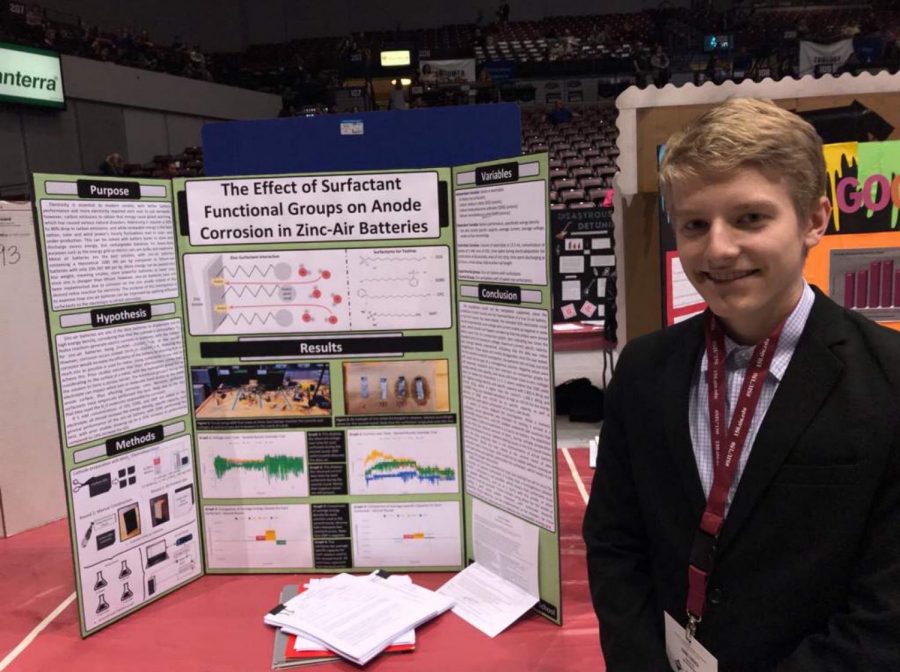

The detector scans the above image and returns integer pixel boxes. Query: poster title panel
[186,172,441,246]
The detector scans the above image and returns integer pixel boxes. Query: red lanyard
[685,311,784,640]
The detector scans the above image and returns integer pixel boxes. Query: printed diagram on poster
[183,246,452,334]
[347,427,459,495]
[70,435,200,631]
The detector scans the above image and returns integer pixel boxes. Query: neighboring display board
[32,155,561,637]
[550,207,616,339]
[804,140,900,332]
[658,140,900,329]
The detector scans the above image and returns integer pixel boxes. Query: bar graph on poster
[204,504,313,569]
[351,501,461,568]
[828,248,900,322]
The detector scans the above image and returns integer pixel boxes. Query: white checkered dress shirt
[689,283,814,510]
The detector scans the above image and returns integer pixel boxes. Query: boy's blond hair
[658,98,827,219]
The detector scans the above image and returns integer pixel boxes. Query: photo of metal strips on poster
[31,175,203,637]
[176,168,466,576]
[453,154,563,625]
[804,140,900,332]
[32,157,561,636]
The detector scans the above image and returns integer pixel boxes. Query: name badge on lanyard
[665,612,718,671]
[683,312,784,648]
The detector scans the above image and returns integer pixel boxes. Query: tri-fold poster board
[31,154,563,637]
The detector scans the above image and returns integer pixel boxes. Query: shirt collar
[700,282,814,382]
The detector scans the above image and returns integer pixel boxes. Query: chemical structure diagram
[350,250,450,329]
[212,261,344,330]
[185,252,350,334]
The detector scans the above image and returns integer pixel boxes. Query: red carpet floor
[0,448,603,672]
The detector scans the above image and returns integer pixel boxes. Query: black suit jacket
[583,289,900,671]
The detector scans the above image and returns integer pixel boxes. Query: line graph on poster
[347,426,459,495]
[197,432,309,499]
[184,246,453,334]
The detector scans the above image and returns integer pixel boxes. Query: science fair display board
[804,140,900,332]
[659,140,900,330]
[32,154,562,637]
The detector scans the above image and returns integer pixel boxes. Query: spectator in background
[41,24,57,50]
[633,48,653,87]
[389,80,407,110]
[476,66,494,103]
[588,26,609,47]
[99,153,124,176]
[278,103,297,117]
[547,100,573,125]
[115,28,136,65]
[188,45,212,80]
[562,29,580,57]
[420,63,437,87]
[496,2,510,24]
[90,30,114,61]
[160,159,179,178]
[650,44,670,86]
[25,3,43,31]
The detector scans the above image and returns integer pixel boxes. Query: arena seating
[522,104,618,209]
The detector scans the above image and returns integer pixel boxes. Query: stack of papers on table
[270,583,416,669]
[265,573,454,666]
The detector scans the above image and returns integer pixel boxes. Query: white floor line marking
[562,447,590,505]
[0,591,76,671]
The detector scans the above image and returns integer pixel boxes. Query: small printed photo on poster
[590,254,615,268]
[560,304,578,319]
[117,502,141,541]
[828,247,900,323]
[559,255,585,274]
[149,494,170,527]
[191,363,331,420]
[343,360,450,415]
[564,238,584,251]
[580,301,597,318]
[561,280,581,301]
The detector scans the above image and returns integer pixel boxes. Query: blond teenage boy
[583,98,900,671]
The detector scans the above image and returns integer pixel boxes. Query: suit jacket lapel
[717,291,846,553]
[662,316,707,515]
